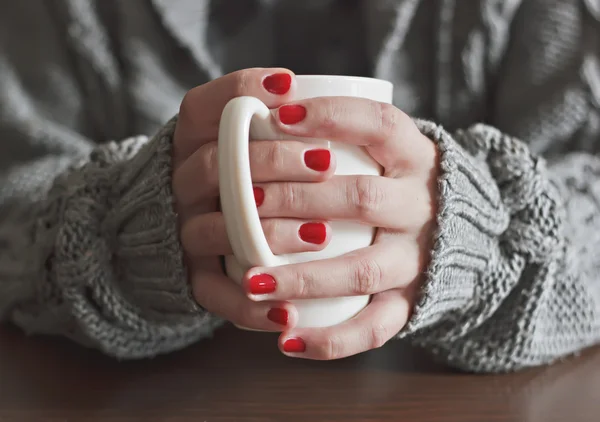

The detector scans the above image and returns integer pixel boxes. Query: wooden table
[1,323,599,422]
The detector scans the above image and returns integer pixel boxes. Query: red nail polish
[279,105,306,125]
[299,222,327,245]
[248,274,276,295]
[263,73,292,95]
[267,308,288,325]
[283,338,306,353]
[253,186,264,207]
[304,149,331,171]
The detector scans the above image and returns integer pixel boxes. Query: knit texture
[1,116,223,358]
[399,121,600,372]
[0,0,599,371]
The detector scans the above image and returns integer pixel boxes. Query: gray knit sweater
[1,0,599,372]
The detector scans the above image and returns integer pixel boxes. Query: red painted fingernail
[253,186,264,207]
[283,338,306,353]
[279,105,306,124]
[248,274,276,295]
[299,222,327,245]
[267,308,288,326]
[263,73,292,95]
[304,149,331,171]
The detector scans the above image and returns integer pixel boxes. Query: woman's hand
[243,97,440,359]
[172,68,337,331]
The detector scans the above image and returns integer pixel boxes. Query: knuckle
[352,257,383,295]
[280,182,301,211]
[179,89,196,123]
[204,217,223,248]
[368,323,390,349]
[179,220,196,254]
[352,176,385,218]
[198,142,218,182]
[231,70,252,97]
[267,141,287,172]
[410,243,428,281]
[295,268,314,298]
[321,98,339,130]
[322,334,344,360]
[373,102,403,140]
[191,277,213,311]
[171,168,186,201]
[404,182,436,230]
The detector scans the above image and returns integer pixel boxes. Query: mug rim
[295,74,393,88]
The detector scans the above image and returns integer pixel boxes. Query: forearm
[1,119,223,358]
[0,2,224,358]
[399,121,600,372]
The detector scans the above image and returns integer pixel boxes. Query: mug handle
[218,96,286,270]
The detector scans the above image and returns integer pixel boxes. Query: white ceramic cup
[218,75,393,328]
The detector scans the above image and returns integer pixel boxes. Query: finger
[243,238,423,301]
[256,175,434,230]
[191,270,298,331]
[273,97,437,174]
[175,68,296,161]
[249,141,335,183]
[181,212,331,257]
[173,140,336,206]
[278,289,412,360]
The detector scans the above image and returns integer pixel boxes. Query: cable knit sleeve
[397,0,600,372]
[2,120,222,358]
[0,2,221,358]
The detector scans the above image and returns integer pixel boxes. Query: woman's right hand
[172,68,335,330]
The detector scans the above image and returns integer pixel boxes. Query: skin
[172,68,439,360]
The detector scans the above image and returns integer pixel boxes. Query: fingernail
[248,274,276,295]
[253,186,265,207]
[279,105,306,125]
[283,337,306,353]
[299,222,327,245]
[304,149,331,171]
[267,308,288,325]
[263,73,292,95]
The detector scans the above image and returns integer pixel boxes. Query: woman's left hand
[244,96,440,360]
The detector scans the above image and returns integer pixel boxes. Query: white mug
[218,75,393,328]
